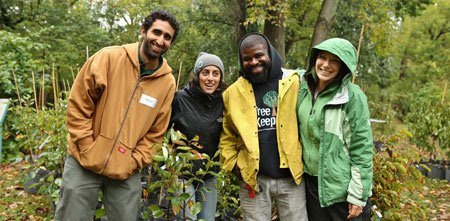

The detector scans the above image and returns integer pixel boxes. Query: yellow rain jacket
[220,70,303,191]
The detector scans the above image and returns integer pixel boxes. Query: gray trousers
[239,174,308,221]
[54,155,141,221]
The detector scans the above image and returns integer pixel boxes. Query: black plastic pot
[445,167,450,182]
[24,168,50,195]
[428,164,446,179]
[414,161,449,180]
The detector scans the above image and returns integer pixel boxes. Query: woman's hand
[347,203,363,219]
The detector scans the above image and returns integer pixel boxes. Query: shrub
[405,84,449,158]
[143,126,223,220]
[372,130,428,220]
[3,94,68,209]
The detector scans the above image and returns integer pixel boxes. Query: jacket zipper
[101,78,142,175]
[319,108,326,206]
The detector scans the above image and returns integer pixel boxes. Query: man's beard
[244,63,271,84]
[143,38,166,59]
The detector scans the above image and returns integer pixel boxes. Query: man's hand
[347,203,363,219]
[232,164,242,180]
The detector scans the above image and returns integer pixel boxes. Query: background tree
[306,0,339,68]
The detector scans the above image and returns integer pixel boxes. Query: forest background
[0,0,448,220]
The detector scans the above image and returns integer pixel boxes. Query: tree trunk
[306,0,339,68]
[264,0,286,65]
[399,49,408,79]
[234,0,247,46]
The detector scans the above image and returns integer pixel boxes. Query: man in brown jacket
[55,9,179,220]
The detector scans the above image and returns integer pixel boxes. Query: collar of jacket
[302,72,349,105]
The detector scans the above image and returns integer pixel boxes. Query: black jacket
[169,83,223,179]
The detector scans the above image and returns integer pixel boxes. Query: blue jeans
[177,177,218,221]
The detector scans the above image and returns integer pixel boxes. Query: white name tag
[139,94,158,108]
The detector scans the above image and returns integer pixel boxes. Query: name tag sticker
[140,94,158,108]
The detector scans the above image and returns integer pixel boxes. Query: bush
[143,126,223,220]
[372,130,428,220]
[405,84,449,158]
[2,94,68,209]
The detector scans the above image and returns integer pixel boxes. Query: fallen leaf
[35,207,50,214]
[9,202,18,209]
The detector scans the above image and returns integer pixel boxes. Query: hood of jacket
[123,42,173,78]
[238,33,283,81]
[305,38,357,84]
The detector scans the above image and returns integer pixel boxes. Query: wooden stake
[32,71,39,111]
[52,64,58,109]
[86,45,89,60]
[12,67,22,107]
[441,81,448,105]
[56,71,60,101]
[176,61,183,91]
[41,68,45,110]
[66,79,71,91]
[70,66,75,81]
[352,24,365,84]
[62,78,67,93]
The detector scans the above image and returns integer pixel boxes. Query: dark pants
[304,173,371,221]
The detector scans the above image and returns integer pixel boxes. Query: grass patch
[0,162,54,220]
[401,177,450,220]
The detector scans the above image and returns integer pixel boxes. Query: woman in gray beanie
[169,52,227,221]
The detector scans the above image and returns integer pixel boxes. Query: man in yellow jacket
[220,33,307,220]
[55,10,179,220]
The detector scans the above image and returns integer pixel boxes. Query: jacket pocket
[102,140,135,180]
[78,135,113,175]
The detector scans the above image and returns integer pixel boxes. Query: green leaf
[419,164,431,172]
[149,204,160,212]
[47,175,54,182]
[153,155,165,162]
[189,202,202,215]
[394,163,407,176]
[179,192,191,201]
[399,130,413,138]
[177,152,195,159]
[152,210,165,219]
[95,208,107,219]
[147,181,162,192]
[162,145,169,160]
[176,146,192,151]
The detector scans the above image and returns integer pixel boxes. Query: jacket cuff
[347,195,366,207]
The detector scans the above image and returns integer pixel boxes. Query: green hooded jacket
[296,38,373,207]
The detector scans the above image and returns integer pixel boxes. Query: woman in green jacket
[297,38,373,220]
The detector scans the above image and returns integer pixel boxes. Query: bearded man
[220,33,308,220]
[55,9,179,220]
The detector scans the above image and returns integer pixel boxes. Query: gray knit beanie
[193,52,224,77]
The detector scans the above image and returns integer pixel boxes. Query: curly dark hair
[142,9,180,42]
